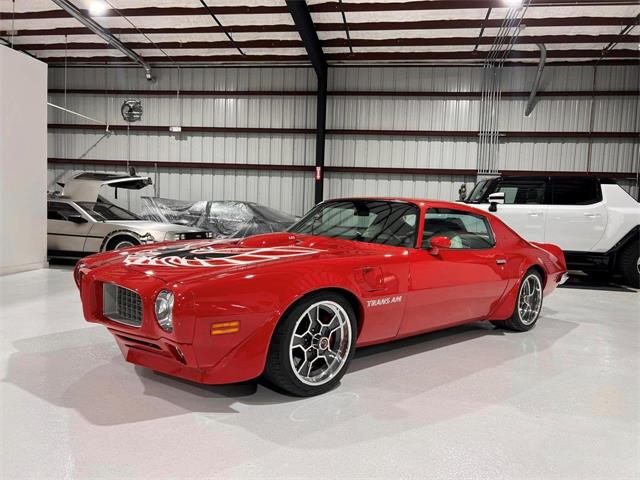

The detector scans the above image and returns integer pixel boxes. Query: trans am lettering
[367,296,403,307]
[123,241,324,268]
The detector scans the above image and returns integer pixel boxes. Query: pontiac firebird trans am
[75,198,568,396]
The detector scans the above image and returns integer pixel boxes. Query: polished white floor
[1,267,638,480]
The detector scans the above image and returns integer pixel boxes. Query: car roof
[322,197,489,215]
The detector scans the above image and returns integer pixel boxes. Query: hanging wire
[64,34,68,108]
[102,0,178,65]
[338,0,353,54]
[477,2,529,175]
[10,0,15,48]
[98,0,184,198]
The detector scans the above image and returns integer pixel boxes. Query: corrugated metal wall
[48,64,639,215]
[326,65,639,198]
[48,67,317,215]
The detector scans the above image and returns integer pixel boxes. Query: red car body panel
[75,199,567,385]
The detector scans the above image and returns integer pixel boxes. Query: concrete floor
[1,267,638,480]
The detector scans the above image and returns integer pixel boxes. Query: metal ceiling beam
[308,0,640,12]
[4,17,634,37]
[48,0,153,80]
[40,49,638,64]
[286,0,327,205]
[18,34,635,51]
[198,0,244,55]
[47,88,638,98]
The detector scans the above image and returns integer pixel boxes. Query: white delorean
[47,172,211,259]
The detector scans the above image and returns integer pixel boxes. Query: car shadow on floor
[559,274,637,293]
[3,312,577,432]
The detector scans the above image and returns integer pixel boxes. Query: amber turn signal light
[211,321,240,335]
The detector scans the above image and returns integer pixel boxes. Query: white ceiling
[0,0,637,64]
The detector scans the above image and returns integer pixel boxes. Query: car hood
[104,220,204,233]
[85,232,402,283]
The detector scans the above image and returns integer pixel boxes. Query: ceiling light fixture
[88,0,109,16]
[504,0,523,6]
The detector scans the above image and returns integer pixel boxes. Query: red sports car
[75,198,567,396]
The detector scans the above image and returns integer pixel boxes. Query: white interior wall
[0,46,48,275]
[47,64,639,215]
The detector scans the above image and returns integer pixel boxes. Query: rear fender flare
[490,258,546,321]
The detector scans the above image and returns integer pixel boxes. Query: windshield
[289,200,419,248]
[466,180,492,203]
[78,202,140,221]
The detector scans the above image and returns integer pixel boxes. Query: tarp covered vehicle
[140,197,296,238]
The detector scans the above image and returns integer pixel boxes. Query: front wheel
[263,292,357,396]
[492,269,543,332]
[105,235,139,251]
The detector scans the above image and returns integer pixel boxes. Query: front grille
[103,283,143,327]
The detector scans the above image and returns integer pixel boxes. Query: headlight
[155,290,174,332]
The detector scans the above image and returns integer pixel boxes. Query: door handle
[528,212,543,216]
[583,213,601,218]
[496,258,507,265]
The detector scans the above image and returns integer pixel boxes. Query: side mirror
[429,236,451,256]
[67,214,88,224]
[488,192,505,212]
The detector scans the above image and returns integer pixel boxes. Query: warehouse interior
[1,1,639,479]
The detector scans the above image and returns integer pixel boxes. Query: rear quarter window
[551,178,602,205]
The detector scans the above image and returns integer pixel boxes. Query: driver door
[47,201,94,255]
[399,207,509,336]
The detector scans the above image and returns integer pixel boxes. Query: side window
[551,178,602,205]
[496,180,546,204]
[422,208,495,250]
[47,202,80,221]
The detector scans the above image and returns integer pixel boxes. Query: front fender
[186,265,366,380]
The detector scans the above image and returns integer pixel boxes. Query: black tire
[105,235,139,251]
[263,291,357,397]
[491,269,544,332]
[617,241,639,288]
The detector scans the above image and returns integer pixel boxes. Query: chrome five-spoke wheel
[491,269,544,332]
[289,301,352,386]
[264,292,357,396]
[518,273,542,326]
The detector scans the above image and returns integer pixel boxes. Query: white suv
[466,176,639,287]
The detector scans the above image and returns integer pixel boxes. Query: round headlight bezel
[155,290,174,332]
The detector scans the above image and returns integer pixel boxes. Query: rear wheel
[617,241,639,288]
[492,269,543,332]
[264,292,356,396]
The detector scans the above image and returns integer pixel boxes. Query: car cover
[140,197,296,238]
